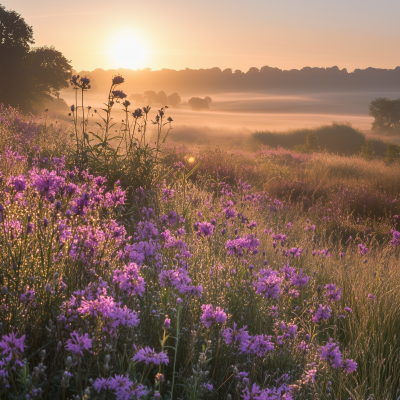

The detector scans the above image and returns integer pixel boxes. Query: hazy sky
[3,0,400,72]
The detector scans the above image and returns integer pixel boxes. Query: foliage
[252,123,384,156]
[294,131,320,154]
[360,140,375,160]
[384,143,400,165]
[188,97,212,111]
[0,5,72,112]
[369,97,400,134]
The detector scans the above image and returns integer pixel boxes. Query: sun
[110,35,148,69]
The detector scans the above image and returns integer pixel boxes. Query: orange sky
[3,0,400,72]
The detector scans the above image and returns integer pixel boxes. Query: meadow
[1,75,400,400]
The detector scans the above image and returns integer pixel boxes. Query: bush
[384,143,400,164]
[360,140,376,160]
[253,123,367,155]
[294,131,320,154]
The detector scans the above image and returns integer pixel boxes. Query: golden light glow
[187,156,195,163]
[110,33,148,69]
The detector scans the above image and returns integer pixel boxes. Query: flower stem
[171,306,181,399]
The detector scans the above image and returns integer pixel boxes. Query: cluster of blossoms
[200,304,227,328]
[225,234,260,256]
[159,267,203,297]
[93,375,147,399]
[194,221,215,237]
[0,331,26,369]
[390,229,400,246]
[319,339,357,374]
[313,304,332,323]
[59,279,140,332]
[358,243,369,255]
[253,261,310,301]
[254,268,283,300]
[242,381,293,400]
[133,347,169,365]
[65,331,92,357]
[112,263,146,296]
[325,284,342,302]
[222,324,274,357]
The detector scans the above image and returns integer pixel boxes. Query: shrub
[384,143,400,164]
[360,140,376,160]
[294,131,320,154]
[253,123,367,155]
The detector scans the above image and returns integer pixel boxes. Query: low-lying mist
[53,89,400,153]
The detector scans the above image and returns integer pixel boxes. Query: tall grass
[2,84,400,399]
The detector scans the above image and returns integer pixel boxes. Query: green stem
[171,306,181,399]
[78,356,82,396]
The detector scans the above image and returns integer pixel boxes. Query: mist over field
[60,88,400,136]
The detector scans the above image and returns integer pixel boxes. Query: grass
[2,80,400,399]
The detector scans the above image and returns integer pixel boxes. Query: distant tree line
[130,91,181,107]
[0,5,72,112]
[129,92,213,111]
[75,65,400,96]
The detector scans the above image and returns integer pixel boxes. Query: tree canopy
[369,97,400,134]
[188,97,212,111]
[0,5,72,112]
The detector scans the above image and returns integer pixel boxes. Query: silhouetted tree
[204,96,212,105]
[130,93,145,104]
[188,97,210,111]
[369,97,400,133]
[0,5,72,112]
[167,92,181,107]
[144,90,157,104]
[156,90,168,106]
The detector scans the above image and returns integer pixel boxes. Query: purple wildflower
[313,304,332,323]
[133,347,169,365]
[112,75,125,85]
[0,331,26,364]
[343,359,357,373]
[65,331,92,357]
[112,90,127,99]
[197,222,214,237]
[112,263,146,297]
[200,304,227,328]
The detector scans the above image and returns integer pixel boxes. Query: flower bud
[163,318,171,330]
[2,286,7,294]
[46,283,51,293]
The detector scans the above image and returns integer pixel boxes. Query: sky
[3,0,400,72]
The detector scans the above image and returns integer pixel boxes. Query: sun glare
[110,35,148,69]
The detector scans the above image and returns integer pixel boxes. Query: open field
[2,84,400,400]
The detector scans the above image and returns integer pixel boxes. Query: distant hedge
[252,123,387,156]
